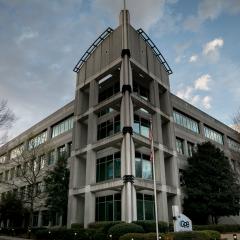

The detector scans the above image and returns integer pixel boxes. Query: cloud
[189,54,198,63]
[176,86,193,100]
[203,38,224,56]
[202,96,212,109]
[194,74,211,91]
[16,28,39,44]
[183,0,240,31]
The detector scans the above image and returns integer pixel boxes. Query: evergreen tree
[183,141,240,224]
[44,155,70,225]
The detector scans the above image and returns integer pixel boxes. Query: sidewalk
[221,233,240,240]
[0,236,28,240]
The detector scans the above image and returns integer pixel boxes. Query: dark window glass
[135,152,152,180]
[137,193,154,220]
[134,115,150,138]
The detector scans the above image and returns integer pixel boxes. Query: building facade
[0,9,240,227]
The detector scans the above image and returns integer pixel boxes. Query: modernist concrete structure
[1,8,240,228]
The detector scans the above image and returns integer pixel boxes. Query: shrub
[144,232,166,240]
[108,223,144,240]
[94,230,107,240]
[133,221,169,233]
[119,233,145,240]
[71,223,84,229]
[193,224,240,233]
[169,231,209,240]
[202,230,221,240]
[88,221,122,230]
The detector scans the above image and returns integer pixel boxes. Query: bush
[108,223,144,240]
[170,231,209,240]
[193,224,240,233]
[119,233,145,240]
[35,227,95,240]
[94,230,107,240]
[144,232,166,240]
[133,221,169,233]
[71,223,84,229]
[88,221,122,230]
[202,230,221,240]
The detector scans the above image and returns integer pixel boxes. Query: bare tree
[233,108,240,133]
[0,99,15,144]
[0,135,49,229]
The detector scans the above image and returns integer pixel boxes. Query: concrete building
[0,8,240,227]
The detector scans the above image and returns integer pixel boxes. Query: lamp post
[233,234,237,240]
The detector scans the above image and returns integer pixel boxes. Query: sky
[0,0,240,141]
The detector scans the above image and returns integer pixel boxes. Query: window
[10,144,24,159]
[32,212,39,227]
[176,138,184,155]
[5,170,9,181]
[134,115,150,138]
[58,145,66,158]
[137,193,154,220]
[68,142,72,157]
[0,173,3,182]
[173,110,199,134]
[51,116,74,138]
[42,210,49,226]
[95,193,121,221]
[28,131,47,149]
[228,138,240,153]
[204,126,223,145]
[10,168,15,180]
[98,108,114,117]
[48,150,55,165]
[97,115,120,140]
[96,152,121,182]
[135,152,152,180]
[187,142,194,157]
[20,186,26,200]
[98,82,120,103]
[133,81,149,101]
[39,155,46,169]
[179,169,185,186]
[0,155,6,163]
[231,159,236,171]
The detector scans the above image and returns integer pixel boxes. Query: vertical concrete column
[84,191,95,228]
[38,211,42,227]
[184,139,188,156]
[120,9,136,223]
[157,191,168,222]
[199,122,205,138]
[47,126,52,141]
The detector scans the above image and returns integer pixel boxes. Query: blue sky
[0,0,240,140]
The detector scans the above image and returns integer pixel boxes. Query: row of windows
[52,116,74,138]
[173,110,199,134]
[0,155,6,163]
[32,211,60,227]
[95,193,154,221]
[28,131,47,149]
[133,115,150,138]
[176,138,194,157]
[204,126,223,145]
[228,138,240,153]
[96,151,152,183]
[97,115,120,140]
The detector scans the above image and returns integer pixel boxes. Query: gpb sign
[172,206,192,232]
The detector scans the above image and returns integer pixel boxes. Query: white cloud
[202,96,212,109]
[189,54,198,63]
[176,86,193,100]
[203,38,224,56]
[16,28,39,44]
[194,74,211,91]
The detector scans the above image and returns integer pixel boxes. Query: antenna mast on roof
[123,0,126,10]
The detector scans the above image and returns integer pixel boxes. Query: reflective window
[96,152,121,182]
[134,115,150,138]
[135,152,152,180]
[173,110,199,134]
[28,131,47,149]
[10,144,24,159]
[96,193,121,221]
[10,168,14,180]
[97,115,120,140]
[39,155,46,169]
[204,126,223,145]
[0,155,6,163]
[98,108,114,118]
[0,173,3,182]
[5,170,9,181]
[32,212,39,227]
[58,145,66,158]
[42,210,49,226]
[51,116,73,138]
[98,81,120,103]
[228,138,240,153]
[187,142,194,157]
[48,150,55,165]
[176,138,184,155]
[137,193,154,220]
[133,81,149,101]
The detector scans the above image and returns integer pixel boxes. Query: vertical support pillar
[38,211,42,227]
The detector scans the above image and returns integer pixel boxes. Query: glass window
[32,212,39,227]
[98,80,120,103]
[96,152,121,182]
[134,115,150,138]
[51,116,74,138]
[48,150,55,165]
[10,144,24,159]
[42,210,49,226]
[5,170,9,181]
[0,173,3,182]
[58,145,66,158]
[0,155,6,163]
[137,193,154,220]
[96,193,121,221]
[187,142,194,157]
[135,152,152,180]
[97,115,120,140]
[173,110,199,134]
[204,126,223,145]
[176,138,184,155]
[39,155,46,169]
[10,168,15,180]
[133,81,149,101]
[28,131,47,149]
[228,138,240,153]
